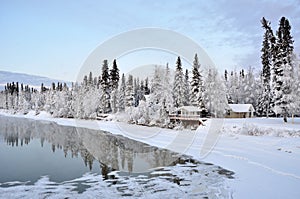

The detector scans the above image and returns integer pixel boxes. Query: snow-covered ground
[0,110,300,198]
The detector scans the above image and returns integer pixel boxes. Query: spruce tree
[125,74,134,107]
[144,77,150,95]
[258,17,273,116]
[101,60,111,113]
[151,66,163,104]
[172,56,184,108]
[110,59,120,113]
[162,63,173,110]
[183,69,190,106]
[88,71,93,86]
[110,59,120,89]
[273,17,294,122]
[190,53,204,108]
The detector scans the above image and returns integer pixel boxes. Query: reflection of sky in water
[0,116,179,184]
[0,139,99,184]
[0,116,233,198]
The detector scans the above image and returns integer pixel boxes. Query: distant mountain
[0,70,72,91]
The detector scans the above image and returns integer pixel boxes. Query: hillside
[0,70,72,90]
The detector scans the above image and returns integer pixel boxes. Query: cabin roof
[228,104,255,113]
[177,106,202,112]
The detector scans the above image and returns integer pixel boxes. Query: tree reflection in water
[0,116,180,179]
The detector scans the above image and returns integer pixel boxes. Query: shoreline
[1,110,300,198]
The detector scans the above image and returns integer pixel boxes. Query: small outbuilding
[169,106,207,128]
[226,104,255,118]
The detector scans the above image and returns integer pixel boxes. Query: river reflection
[0,116,234,198]
[0,116,180,183]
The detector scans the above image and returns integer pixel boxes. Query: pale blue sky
[1,0,299,81]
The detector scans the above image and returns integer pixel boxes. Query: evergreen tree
[110,59,120,89]
[162,63,173,110]
[144,77,150,95]
[110,89,118,113]
[273,17,294,122]
[125,74,134,107]
[203,68,228,117]
[101,60,111,113]
[257,17,273,116]
[118,73,126,112]
[88,71,93,86]
[183,69,190,105]
[101,60,110,88]
[150,66,163,104]
[109,59,120,113]
[190,53,205,108]
[133,77,140,107]
[224,69,228,81]
[172,56,184,108]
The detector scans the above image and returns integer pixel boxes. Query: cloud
[172,0,300,68]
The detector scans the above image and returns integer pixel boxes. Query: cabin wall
[226,112,249,118]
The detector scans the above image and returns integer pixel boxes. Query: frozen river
[0,116,233,198]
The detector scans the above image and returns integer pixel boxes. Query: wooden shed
[226,104,255,118]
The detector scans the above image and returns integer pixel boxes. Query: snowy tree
[204,68,228,117]
[150,66,163,105]
[118,73,126,112]
[172,56,184,108]
[257,17,273,117]
[226,70,239,104]
[243,67,259,106]
[162,63,173,110]
[183,69,190,106]
[110,59,120,113]
[190,54,205,109]
[144,77,150,95]
[290,55,300,116]
[273,17,294,122]
[133,77,141,107]
[88,72,93,86]
[125,74,134,108]
[101,60,111,113]
[110,59,120,89]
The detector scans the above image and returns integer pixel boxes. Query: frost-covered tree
[162,63,173,110]
[290,55,300,115]
[190,54,205,109]
[226,70,239,104]
[101,60,111,113]
[172,56,184,108]
[257,17,273,117]
[110,59,120,113]
[125,74,134,108]
[133,77,141,107]
[204,68,228,117]
[144,77,150,95]
[183,69,190,106]
[273,17,294,122]
[150,66,163,105]
[118,73,126,112]
[110,59,120,89]
[88,72,93,86]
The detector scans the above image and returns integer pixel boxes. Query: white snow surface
[0,110,300,199]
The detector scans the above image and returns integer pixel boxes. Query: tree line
[0,16,299,124]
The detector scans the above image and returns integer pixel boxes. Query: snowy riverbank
[1,110,300,198]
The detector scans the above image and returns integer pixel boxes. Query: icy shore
[0,110,300,198]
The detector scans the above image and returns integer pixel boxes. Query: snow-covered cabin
[171,106,202,118]
[226,104,255,118]
[169,106,207,128]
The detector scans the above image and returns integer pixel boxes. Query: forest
[0,17,299,125]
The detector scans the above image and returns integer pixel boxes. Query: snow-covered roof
[228,104,254,113]
[178,106,201,112]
